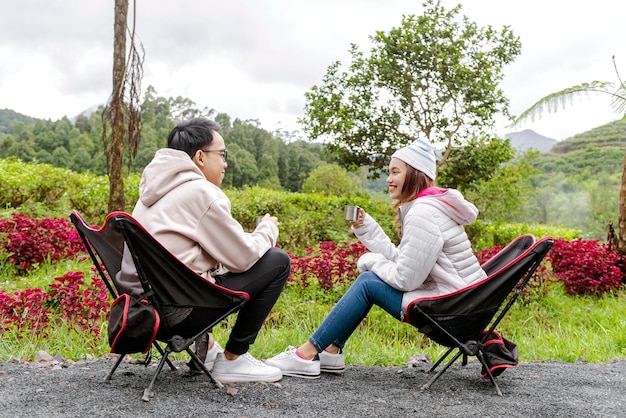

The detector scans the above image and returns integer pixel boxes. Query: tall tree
[301,0,521,178]
[102,0,143,212]
[301,164,361,197]
[513,56,626,252]
[437,136,515,190]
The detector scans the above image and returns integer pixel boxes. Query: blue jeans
[308,271,403,352]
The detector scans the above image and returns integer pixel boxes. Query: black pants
[213,247,290,355]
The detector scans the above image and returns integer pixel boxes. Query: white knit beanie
[391,138,437,180]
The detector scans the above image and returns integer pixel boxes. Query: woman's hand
[350,208,365,228]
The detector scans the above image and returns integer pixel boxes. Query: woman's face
[386,157,408,200]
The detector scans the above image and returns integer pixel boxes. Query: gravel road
[0,357,624,417]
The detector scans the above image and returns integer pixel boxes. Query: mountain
[504,129,557,152]
[0,106,103,134]
[0,108,40,134]
[71,104,104,123]
[549,119,626,154]
[1,108,615,155]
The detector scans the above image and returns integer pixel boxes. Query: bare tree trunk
[108,0,128,213]
[618,151,626,255]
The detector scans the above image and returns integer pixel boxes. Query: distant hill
[0,107,100,135]
[504,129,557,152]
[549,119,626,154]
[71,104,104,123]
[2,107,623,156]
[504,119,626,154]
[526,118,625,210]
[0,108,40,134]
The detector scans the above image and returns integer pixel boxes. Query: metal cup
[344,205,361,222]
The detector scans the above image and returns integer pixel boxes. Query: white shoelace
[240,352,267,367]
[273,345,298,359]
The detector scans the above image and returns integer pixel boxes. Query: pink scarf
[416,186,447,199]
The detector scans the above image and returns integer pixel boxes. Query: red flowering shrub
[548,238,624,296]
[289,241,368,291]
[48,271,109,335]
[0,271,108,338]
[0,213,84,272]
[475,245,503,265]
[0,288,51,336]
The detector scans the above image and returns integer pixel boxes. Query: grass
[251,282,626,365]
[1,259,626,365]
[247,289,436,366]
[0,258,94,292]
[503,286,626,362]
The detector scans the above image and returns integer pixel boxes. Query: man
[118,118,289,383]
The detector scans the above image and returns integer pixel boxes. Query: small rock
[34,351,53,362]
[406,353,431,366]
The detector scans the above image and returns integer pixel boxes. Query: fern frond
[510,81,616,128]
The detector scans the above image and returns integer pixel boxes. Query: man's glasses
[201,148,227,162]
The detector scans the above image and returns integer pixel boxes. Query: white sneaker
[265,346,321,379]
[211,352,282,384]
[319,349,346,374]
[204,341,223,372]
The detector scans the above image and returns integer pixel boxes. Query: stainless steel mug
[344,205,361,222]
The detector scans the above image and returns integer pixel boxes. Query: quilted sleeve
[353,213,399,261]
[369,206,443,291]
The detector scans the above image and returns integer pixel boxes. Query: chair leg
[185,346,223,389]
[104,353,126,382]
[428,346,455,373]
[141,343,224,401]
[153,341,177,371]
[142,349,173,402]
[104,345,176,385]
[422,349,463,390]
[477,352,503,396]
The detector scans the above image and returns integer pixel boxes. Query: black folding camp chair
[70,210,250,401]
[406,234,553,396]
[71,210,175,369]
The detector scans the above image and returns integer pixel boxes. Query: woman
[265,138,486,378]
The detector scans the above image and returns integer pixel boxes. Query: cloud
[1,0,624,140]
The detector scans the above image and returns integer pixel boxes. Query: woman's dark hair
[396,165,434,205]
[392,165,435,236]
[166,118,222,158]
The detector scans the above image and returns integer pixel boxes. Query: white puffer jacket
[353,188,486,317]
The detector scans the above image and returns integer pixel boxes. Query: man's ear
[192,149,204,165]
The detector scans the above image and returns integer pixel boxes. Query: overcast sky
[1,0,624,141]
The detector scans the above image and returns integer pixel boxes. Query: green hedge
[466,220,581,251]
[1,157,582,254]
[0,157,140,224]
[67,172,140,224]
[226,186,397,253]
[0,157,69,214]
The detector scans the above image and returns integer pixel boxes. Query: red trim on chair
[404,235,545,324]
